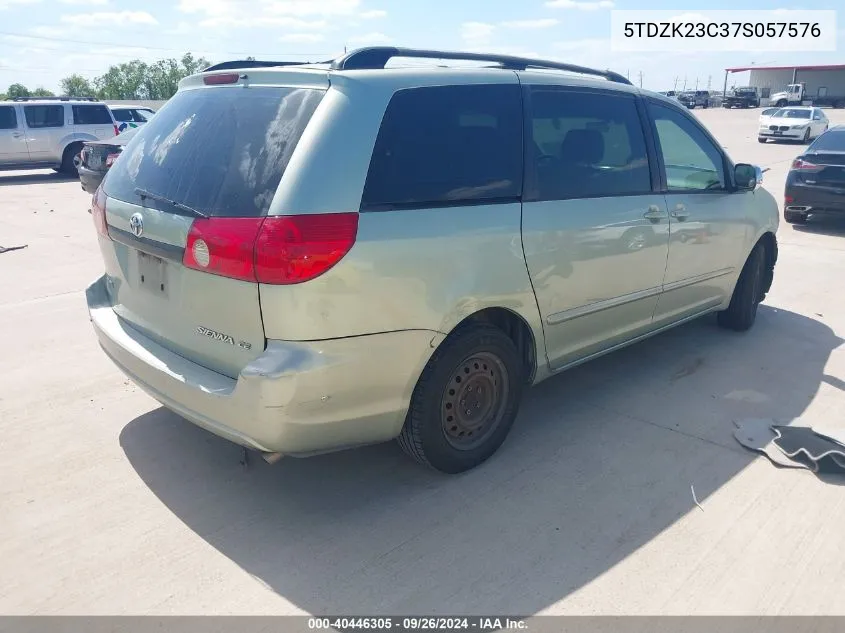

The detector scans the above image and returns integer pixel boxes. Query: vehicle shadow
[0,171,77,187]
[794,216,845,238]
[120,305,841,614]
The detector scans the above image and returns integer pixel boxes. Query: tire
[775,100,787,107]
[758,137,766,143]
[784,210,808,225]
[802,128,811,144]
[397,323,524,473]
[59,142,84,177]
[718,244,765,332]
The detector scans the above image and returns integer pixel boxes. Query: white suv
[0,97,118,176]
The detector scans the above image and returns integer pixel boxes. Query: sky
[0,0,843,94]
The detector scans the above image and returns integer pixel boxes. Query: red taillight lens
[785,195,794,204]
[256,213,359,284]
[105,151,121,167]
[184,218,264,282]
[791,158,822,171]
[113,124,119,136]
[91,186,109,238]
[203,73,240,85]
[181,213,359,285]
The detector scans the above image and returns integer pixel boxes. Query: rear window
[0,106,16,130]
[808,130,845,152]
[73,105,112,125]
[24,105,63,129]
[104,86,324,218]
[361,84,523,210]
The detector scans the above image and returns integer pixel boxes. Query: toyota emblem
[129,213,144,238]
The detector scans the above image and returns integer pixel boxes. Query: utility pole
[707,75,712,90]
[683,76,687,90]
[673,76,679,91]
[638,71,643,88]
[695,77,699,90]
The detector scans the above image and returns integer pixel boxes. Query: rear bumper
[785,184,845,215]
[78,165,106,195]
[86,275,440,456]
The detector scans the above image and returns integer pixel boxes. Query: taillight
[105,151,121,167]
[91,185,109,238]
[785,195,794,204]
[203,73,240,85]
[791,157,822,172]
[113,124,119,136]
[182,213,359,285]
[256,213,359,284]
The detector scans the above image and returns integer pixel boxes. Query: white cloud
[360,9,386,18]
[61,10,158,25]
[552,37,610,51]
[0,0,40,9]
[462,21,496,45]
[347,31,391,44]
[199,15,327,28]
[501,18,559,29]
[546,0,614,10]
[279,32,325,42]
[59,0,109,5]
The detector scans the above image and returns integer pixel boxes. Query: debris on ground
[0,244,28,254]
[734,419,845,474]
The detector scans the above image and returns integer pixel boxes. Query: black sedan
[79,128,138,194]
[784,125,845,225]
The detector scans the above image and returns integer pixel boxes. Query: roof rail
[202,59,328,72]
[9,96,98,102]
[330,47,632,85]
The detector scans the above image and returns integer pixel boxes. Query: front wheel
[397,324,524,473]
[718,244,765,332]
[802,128,811,143]
[758,137,766,144]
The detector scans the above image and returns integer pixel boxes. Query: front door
[647,100,752,325]
[521,87,670,370]
[0,105,29,165]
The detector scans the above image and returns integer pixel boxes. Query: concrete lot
[2,106,845,615]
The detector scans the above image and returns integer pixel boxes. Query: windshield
[774,109,811,119]
[761,108,779,116]
[103,86,324,218]
[137,108,155,121]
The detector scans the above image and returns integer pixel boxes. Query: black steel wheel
[397,324,524,473]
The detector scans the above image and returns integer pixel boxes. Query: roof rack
[202,59,328,72]
[330,47,632,85]
[9,96,98,102]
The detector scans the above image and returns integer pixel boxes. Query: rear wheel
[718,244,765,332]
[397,324,524,473]
[784,210,808,224]
[59,142,84,177]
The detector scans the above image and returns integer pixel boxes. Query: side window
[528,89,651,201]
[0,106,17,130]
[649,102,725,191]
[110,108,132,122]
[761,87,771,99]
[24,105,64,129]
[361,84,523,210]
[73,105,112,125]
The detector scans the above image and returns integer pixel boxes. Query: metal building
[723,64,845,107]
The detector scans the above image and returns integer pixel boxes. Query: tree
[6,83,30,98]
[60,74,93,97]
[31,87,55,97]
[93,53,211,100]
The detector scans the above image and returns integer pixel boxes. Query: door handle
[670,204,690,221]
[12,132,23,138]
[643,205,665,221]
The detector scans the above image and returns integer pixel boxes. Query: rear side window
[361,84,523,210]
[0,106,16,130]
[110,108,132,122]
[24,105,64,129]
[73,105,112,125]
[528,89,651,200]
[809,130,845,151]
[104,86,324,218]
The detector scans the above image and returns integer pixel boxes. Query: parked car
[86,47,779,474]
[109,105,156,132]
[678,90,710,109]
[784,125,845,224]
[0,97,118,176]
[758,106,829,144]
[78,127,137,194]
[723,87,760,108]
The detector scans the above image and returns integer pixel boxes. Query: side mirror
[734,163,762,190]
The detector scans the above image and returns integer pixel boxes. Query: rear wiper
[134,188,208,219]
